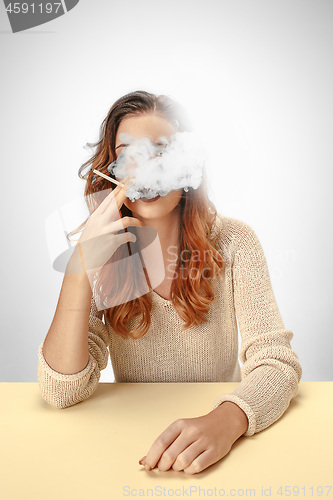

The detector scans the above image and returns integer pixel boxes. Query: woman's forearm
[42,249,93,375]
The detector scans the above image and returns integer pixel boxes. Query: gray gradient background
[0,0,332,382]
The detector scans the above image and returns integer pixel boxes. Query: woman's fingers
[157,434,199,472]
[182,449,217,475]
[103,179,133,216]
[105,217,143,234]
[111,231,137,249]
[75,175,138,269]
[86,186,119,216]
[78,231,136,271]
[143,422,182,471]
[99,181,129,215]
[90,176,132,216]
[171,441,205,473]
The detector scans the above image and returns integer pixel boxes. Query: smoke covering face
[107,131,206,201]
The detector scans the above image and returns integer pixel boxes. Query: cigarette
[91,169,125,188]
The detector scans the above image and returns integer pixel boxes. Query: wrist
[66,246,86,274]
[208,401,249,441]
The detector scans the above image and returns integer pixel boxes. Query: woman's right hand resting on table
[67,176,143,275]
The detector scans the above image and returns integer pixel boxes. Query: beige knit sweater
[37,214,302,437]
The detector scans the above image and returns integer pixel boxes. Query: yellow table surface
[1,381,332,500]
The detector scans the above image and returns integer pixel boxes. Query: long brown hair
[77,90,224,339]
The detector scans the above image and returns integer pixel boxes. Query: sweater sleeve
[37,297,111,409]
[211,220,302,436]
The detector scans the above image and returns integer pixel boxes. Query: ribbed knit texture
[37,215,302,436]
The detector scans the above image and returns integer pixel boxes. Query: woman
[38,90,302,475]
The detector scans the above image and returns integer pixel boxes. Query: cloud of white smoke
[107,131,206,201]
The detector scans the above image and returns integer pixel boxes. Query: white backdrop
[0,0,332,382]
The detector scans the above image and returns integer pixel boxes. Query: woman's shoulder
[213,213,258,245]
[212,213,264,264]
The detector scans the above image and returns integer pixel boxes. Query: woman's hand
[138,402,248,475]
[67,177,143,273]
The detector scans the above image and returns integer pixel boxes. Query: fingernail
[139,456,145,465]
